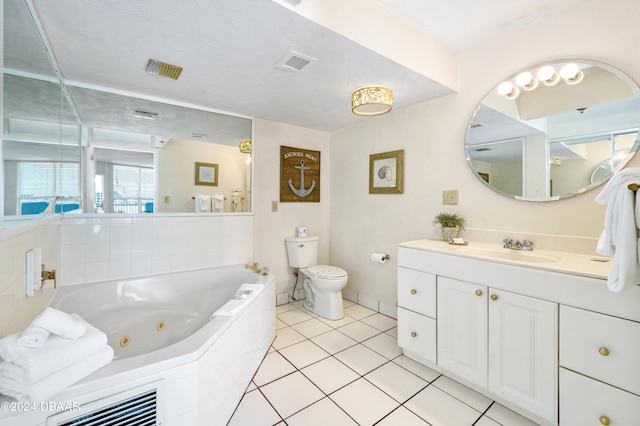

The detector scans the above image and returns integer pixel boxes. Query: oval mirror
[465,60,640,201]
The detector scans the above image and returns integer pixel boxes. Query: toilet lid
[306,265,347,279]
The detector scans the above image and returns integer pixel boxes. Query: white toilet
[285,236,348,320]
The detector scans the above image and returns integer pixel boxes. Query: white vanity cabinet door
[398,307,437,364]
[397,267,436,317]
[488,289,558,425]
[437,276,488,388]
[560,368,640,426]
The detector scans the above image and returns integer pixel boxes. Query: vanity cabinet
[437,277,557,423]
[395,239,640,426]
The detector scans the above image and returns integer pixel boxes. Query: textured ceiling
[6,0,593,137]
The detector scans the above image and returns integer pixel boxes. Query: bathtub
[0,265,276,426]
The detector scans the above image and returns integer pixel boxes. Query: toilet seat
[305,265,347,280]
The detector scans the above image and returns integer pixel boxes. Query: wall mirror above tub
[465,60,640,201]
[2,0,253,232]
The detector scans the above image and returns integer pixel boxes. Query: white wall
[252,118,331,298]
[329,0,640,305]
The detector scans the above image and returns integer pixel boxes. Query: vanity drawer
[397,307,436,364]
[397,267,436,317]
[560,305,640,395]
[560,368,640,426]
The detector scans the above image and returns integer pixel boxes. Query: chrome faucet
[522,240,534,251]
[503,238,513,249]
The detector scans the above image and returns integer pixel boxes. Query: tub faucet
[511,240,523,250]
[503,238,513,249]
[245,263,269,275]
[523,240,534,251]
[41,265,57,289]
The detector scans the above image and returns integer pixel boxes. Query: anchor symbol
[288,160,316,198]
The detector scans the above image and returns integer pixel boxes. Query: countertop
[398,239,611,280]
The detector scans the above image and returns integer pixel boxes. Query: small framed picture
[369,150,404,194]
[195,162,218,186]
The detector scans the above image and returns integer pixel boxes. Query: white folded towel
[0,315,108,384]
[595,168,640,292]
[195,195,211,213]
[0,345,113,403]
[213,194,224,212]
[17,325,50,349]
[210,284,263,318]
[32,307,87,339]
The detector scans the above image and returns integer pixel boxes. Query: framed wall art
[280,145,321,202]
[195,162,218,186]
[369,150,404,194]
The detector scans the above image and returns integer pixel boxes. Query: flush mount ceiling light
[239,140,252,154]
[351,86,393,116]
[145,59,183,80]
[134,110,158,120]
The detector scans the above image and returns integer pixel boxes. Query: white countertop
[398,239,611,280]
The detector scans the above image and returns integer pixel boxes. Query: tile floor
[227,299,540,426]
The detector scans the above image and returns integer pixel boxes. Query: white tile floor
[228,299,540,426]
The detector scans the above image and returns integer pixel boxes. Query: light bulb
[497,81,514,95]
[560,63,580,79]
[536,65,559,86]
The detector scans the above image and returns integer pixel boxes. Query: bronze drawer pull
[598,347,610,356]
[599,415,610,425]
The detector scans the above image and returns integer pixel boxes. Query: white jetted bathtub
[0,265,276,426]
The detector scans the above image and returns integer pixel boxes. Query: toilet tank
[285,236,319,268]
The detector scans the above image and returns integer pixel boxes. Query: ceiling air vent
[145,59,183,80]
[276,51,317,72]
[134,110,158,120]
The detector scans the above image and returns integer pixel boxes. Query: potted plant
[432,212,466,241]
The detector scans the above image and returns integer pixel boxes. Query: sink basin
[456,247,561,264]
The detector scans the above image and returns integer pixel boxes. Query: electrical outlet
[272,201,278,212]
[164,195,170,203]
[443,190,458,205]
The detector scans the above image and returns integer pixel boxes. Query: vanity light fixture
[239,139,252,154]
[498,63,584,98]
[497,81,520,99]
[351,86,394,116]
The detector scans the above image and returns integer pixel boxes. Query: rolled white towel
[17,325,50,349]
[0,345,113,403]
[32,307,87,339]
[0,315,108,384]
[210,284,263,318]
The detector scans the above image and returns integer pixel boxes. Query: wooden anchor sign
[280,146,321,202]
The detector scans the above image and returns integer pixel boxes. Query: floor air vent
[48,387,160,426]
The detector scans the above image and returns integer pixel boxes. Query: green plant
[432,212,466,230]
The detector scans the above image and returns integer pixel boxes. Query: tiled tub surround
[397,239,640,426]
[59,214,253,285]
[0,266,276,426]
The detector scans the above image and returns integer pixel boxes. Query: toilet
[285,236,348,320]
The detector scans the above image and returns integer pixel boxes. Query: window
[18,162,80,214]
[112,165,154,213]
